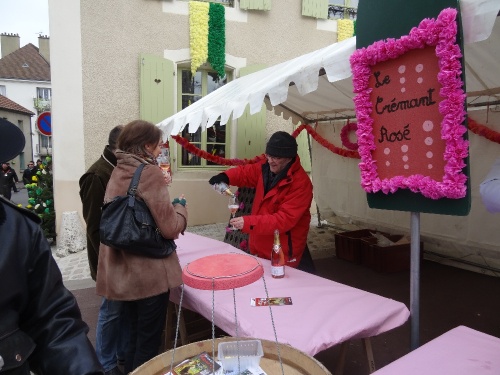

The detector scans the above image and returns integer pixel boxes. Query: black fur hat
[0,118,25,163]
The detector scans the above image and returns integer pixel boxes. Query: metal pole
[410,211,420,350]
[306,125,323,228]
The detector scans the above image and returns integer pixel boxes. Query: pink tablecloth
[170,232,410,356]
[372,326,500,374]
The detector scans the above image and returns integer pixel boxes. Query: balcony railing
[328,4,357,20]
[33,98,51,113]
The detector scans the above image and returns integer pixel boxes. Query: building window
[40,135,51,148]
[177,69,229,168]
[35,87,52,112]
[36,87,51,100]
[38,134,52,156]
[0,85,6,96]
[328,0,357,19]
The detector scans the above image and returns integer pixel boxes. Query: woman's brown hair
[117,120,162,156]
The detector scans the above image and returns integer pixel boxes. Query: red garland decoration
[171,124,361,167]
[170,117,500,167]
[292,124,360,159]
[468,117,500,144]
[171,135,266,166]
[340,121,358,150]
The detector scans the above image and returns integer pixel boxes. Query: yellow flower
[32,176,38,182]
[26,204,33,209]
[189,1,209,76]
[17,204,22,208]
[337,19,354,42]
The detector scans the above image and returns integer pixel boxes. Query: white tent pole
[306,125,322,228]
[410,211,421,350]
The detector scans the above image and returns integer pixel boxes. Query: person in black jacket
[0,117,104,375]
[22,161,37,184]
[79,125,128,375]
[6,163,20,192]
[0,162,17,200]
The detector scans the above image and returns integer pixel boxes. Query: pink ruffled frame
[350,8,468,199]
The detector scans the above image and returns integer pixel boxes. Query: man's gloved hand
[209,173,229,185]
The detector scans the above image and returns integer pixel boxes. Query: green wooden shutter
[296,127,311,172]
[240,0,272,11]
[139,54,175,124]
[302,0,328,19]
[236,65,267,160]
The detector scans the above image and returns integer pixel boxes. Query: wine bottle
[271,229,285,279]
[213,182,235,197]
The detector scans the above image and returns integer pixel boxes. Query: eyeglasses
[265,154,284,161]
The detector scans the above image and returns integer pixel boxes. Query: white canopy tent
[158,0,500,137]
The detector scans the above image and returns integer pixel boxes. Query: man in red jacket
[209,131,315,273]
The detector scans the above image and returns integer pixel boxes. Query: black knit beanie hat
[265,131,297,158]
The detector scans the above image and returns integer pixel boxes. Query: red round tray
[182,253,264,290]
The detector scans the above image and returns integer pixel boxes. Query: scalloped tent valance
[157,0,500,136]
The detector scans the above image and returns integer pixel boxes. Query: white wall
[48,0,86,230]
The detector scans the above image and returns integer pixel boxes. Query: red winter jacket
[225,156,312,267]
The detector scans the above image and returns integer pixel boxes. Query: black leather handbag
[99,163,176,258]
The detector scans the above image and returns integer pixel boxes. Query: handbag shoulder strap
[127,163,146,198]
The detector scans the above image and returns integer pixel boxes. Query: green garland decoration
[208,2,226,79]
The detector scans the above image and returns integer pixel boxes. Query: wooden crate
[360,236,424,273]
[334,229,375,264]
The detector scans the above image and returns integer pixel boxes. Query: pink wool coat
[96,152,187,301]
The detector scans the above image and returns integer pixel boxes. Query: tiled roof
[0,95,35,116]
[0,43,50,81]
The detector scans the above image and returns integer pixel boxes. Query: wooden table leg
[335,338,376,375]
[178,306,188,346]
[163,301,174,350]
[163,301,188,350]
[335,341,349,375]
[363,337,376,373]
